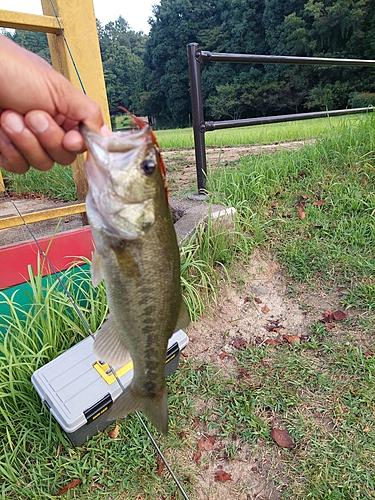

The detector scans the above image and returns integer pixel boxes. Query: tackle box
[31,329,189,446]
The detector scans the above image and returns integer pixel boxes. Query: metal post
[187,43,207,194]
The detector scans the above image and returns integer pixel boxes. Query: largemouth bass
[80,123,189,435]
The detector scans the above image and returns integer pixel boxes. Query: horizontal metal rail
[187,43,375,193]
[204,107,373,132]
[199,51,375,67]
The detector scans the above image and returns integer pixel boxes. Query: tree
[142,0,224,127]
[206,83,245,120]
[2,29,50,63]
[263,0,307,55]
[97,17,147,117]
[9,1,374,126]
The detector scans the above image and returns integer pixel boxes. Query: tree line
[3,0,375,129]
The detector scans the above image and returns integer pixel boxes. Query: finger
[0,127,30,173]
[54,82,104,132]
[1,110,54,171]
[25,110,77,165]
[63,124,112,153]
[62,129,86,153]
[101,124,112,137]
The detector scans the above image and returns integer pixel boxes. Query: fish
[80,121,189,435]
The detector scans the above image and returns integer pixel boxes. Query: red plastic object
[0,228,94,289]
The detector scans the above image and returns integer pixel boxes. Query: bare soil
[2,141,337,499]
[172,249,361,500]
[163,141,312,195]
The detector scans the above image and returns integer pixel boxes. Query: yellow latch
[93,359,134,385]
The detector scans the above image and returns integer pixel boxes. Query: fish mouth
[80,123,151,181]
[80,123,151,153]
[80,124,154,239]
[80,124,109,190]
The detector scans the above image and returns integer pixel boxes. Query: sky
[0,0,160,33]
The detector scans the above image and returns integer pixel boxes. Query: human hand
[0,36,105,174]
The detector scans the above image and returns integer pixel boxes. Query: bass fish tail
[107,385,169,435]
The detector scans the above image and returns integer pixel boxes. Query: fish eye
[141,159,156,175]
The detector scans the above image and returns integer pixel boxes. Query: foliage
[5,1,375,129]
[1,28,51,63]
[140,0,223,128]
[348,91,375,108]
[208,113,375,308]
[97,17,147,116]
[143,0,375,127]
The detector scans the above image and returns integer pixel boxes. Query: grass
[2,114,361,201]
[155,115,329,150]
[232,326,375,498]
[114,114,354,150]
[0,113,375,498]
[208,112,375,309]
[0,224,236,499]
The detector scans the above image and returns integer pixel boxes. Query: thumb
[54,76,105,132]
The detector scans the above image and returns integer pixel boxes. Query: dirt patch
[174,248,359,499]
[186,250,309,364]
[178,251,295,499]
[183,444,285,500]
[163,141,311,195]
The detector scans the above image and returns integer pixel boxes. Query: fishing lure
[118,106,169,199]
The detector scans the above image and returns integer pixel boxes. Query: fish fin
[174,299,190,332]
[94,315,132,367]
[91,250,104,287]
[107,385,169,435]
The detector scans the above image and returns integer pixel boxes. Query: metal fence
[187,42,375,194]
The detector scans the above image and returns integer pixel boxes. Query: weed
[1,112,375,499]
[209,113,375,308]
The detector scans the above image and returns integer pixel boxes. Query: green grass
[155,115,333,150]
[0,225,236,499]
[1,112,375,498]
[208,112,375,309]
[2,114,361,201]
[232,327,375,498]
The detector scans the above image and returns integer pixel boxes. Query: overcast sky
[0,0,159,33]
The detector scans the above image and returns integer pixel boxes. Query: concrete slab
[170,198,236,245]
[0,197,85,249]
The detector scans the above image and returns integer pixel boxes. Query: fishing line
[2,185,191,500]
[0,183,94,337]
[3,5,191,496]
[110,366,190,500]
[48,0,87,94]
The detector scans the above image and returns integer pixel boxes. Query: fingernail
[67,139,82,152]
[4,113,24,133]
[64,129,84,152]
[28,113,49,133]
[101,124,112,137]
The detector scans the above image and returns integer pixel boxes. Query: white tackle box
[31,330,188,446]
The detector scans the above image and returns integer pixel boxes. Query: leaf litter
[270,428,295,449]
[179,249,364,498]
